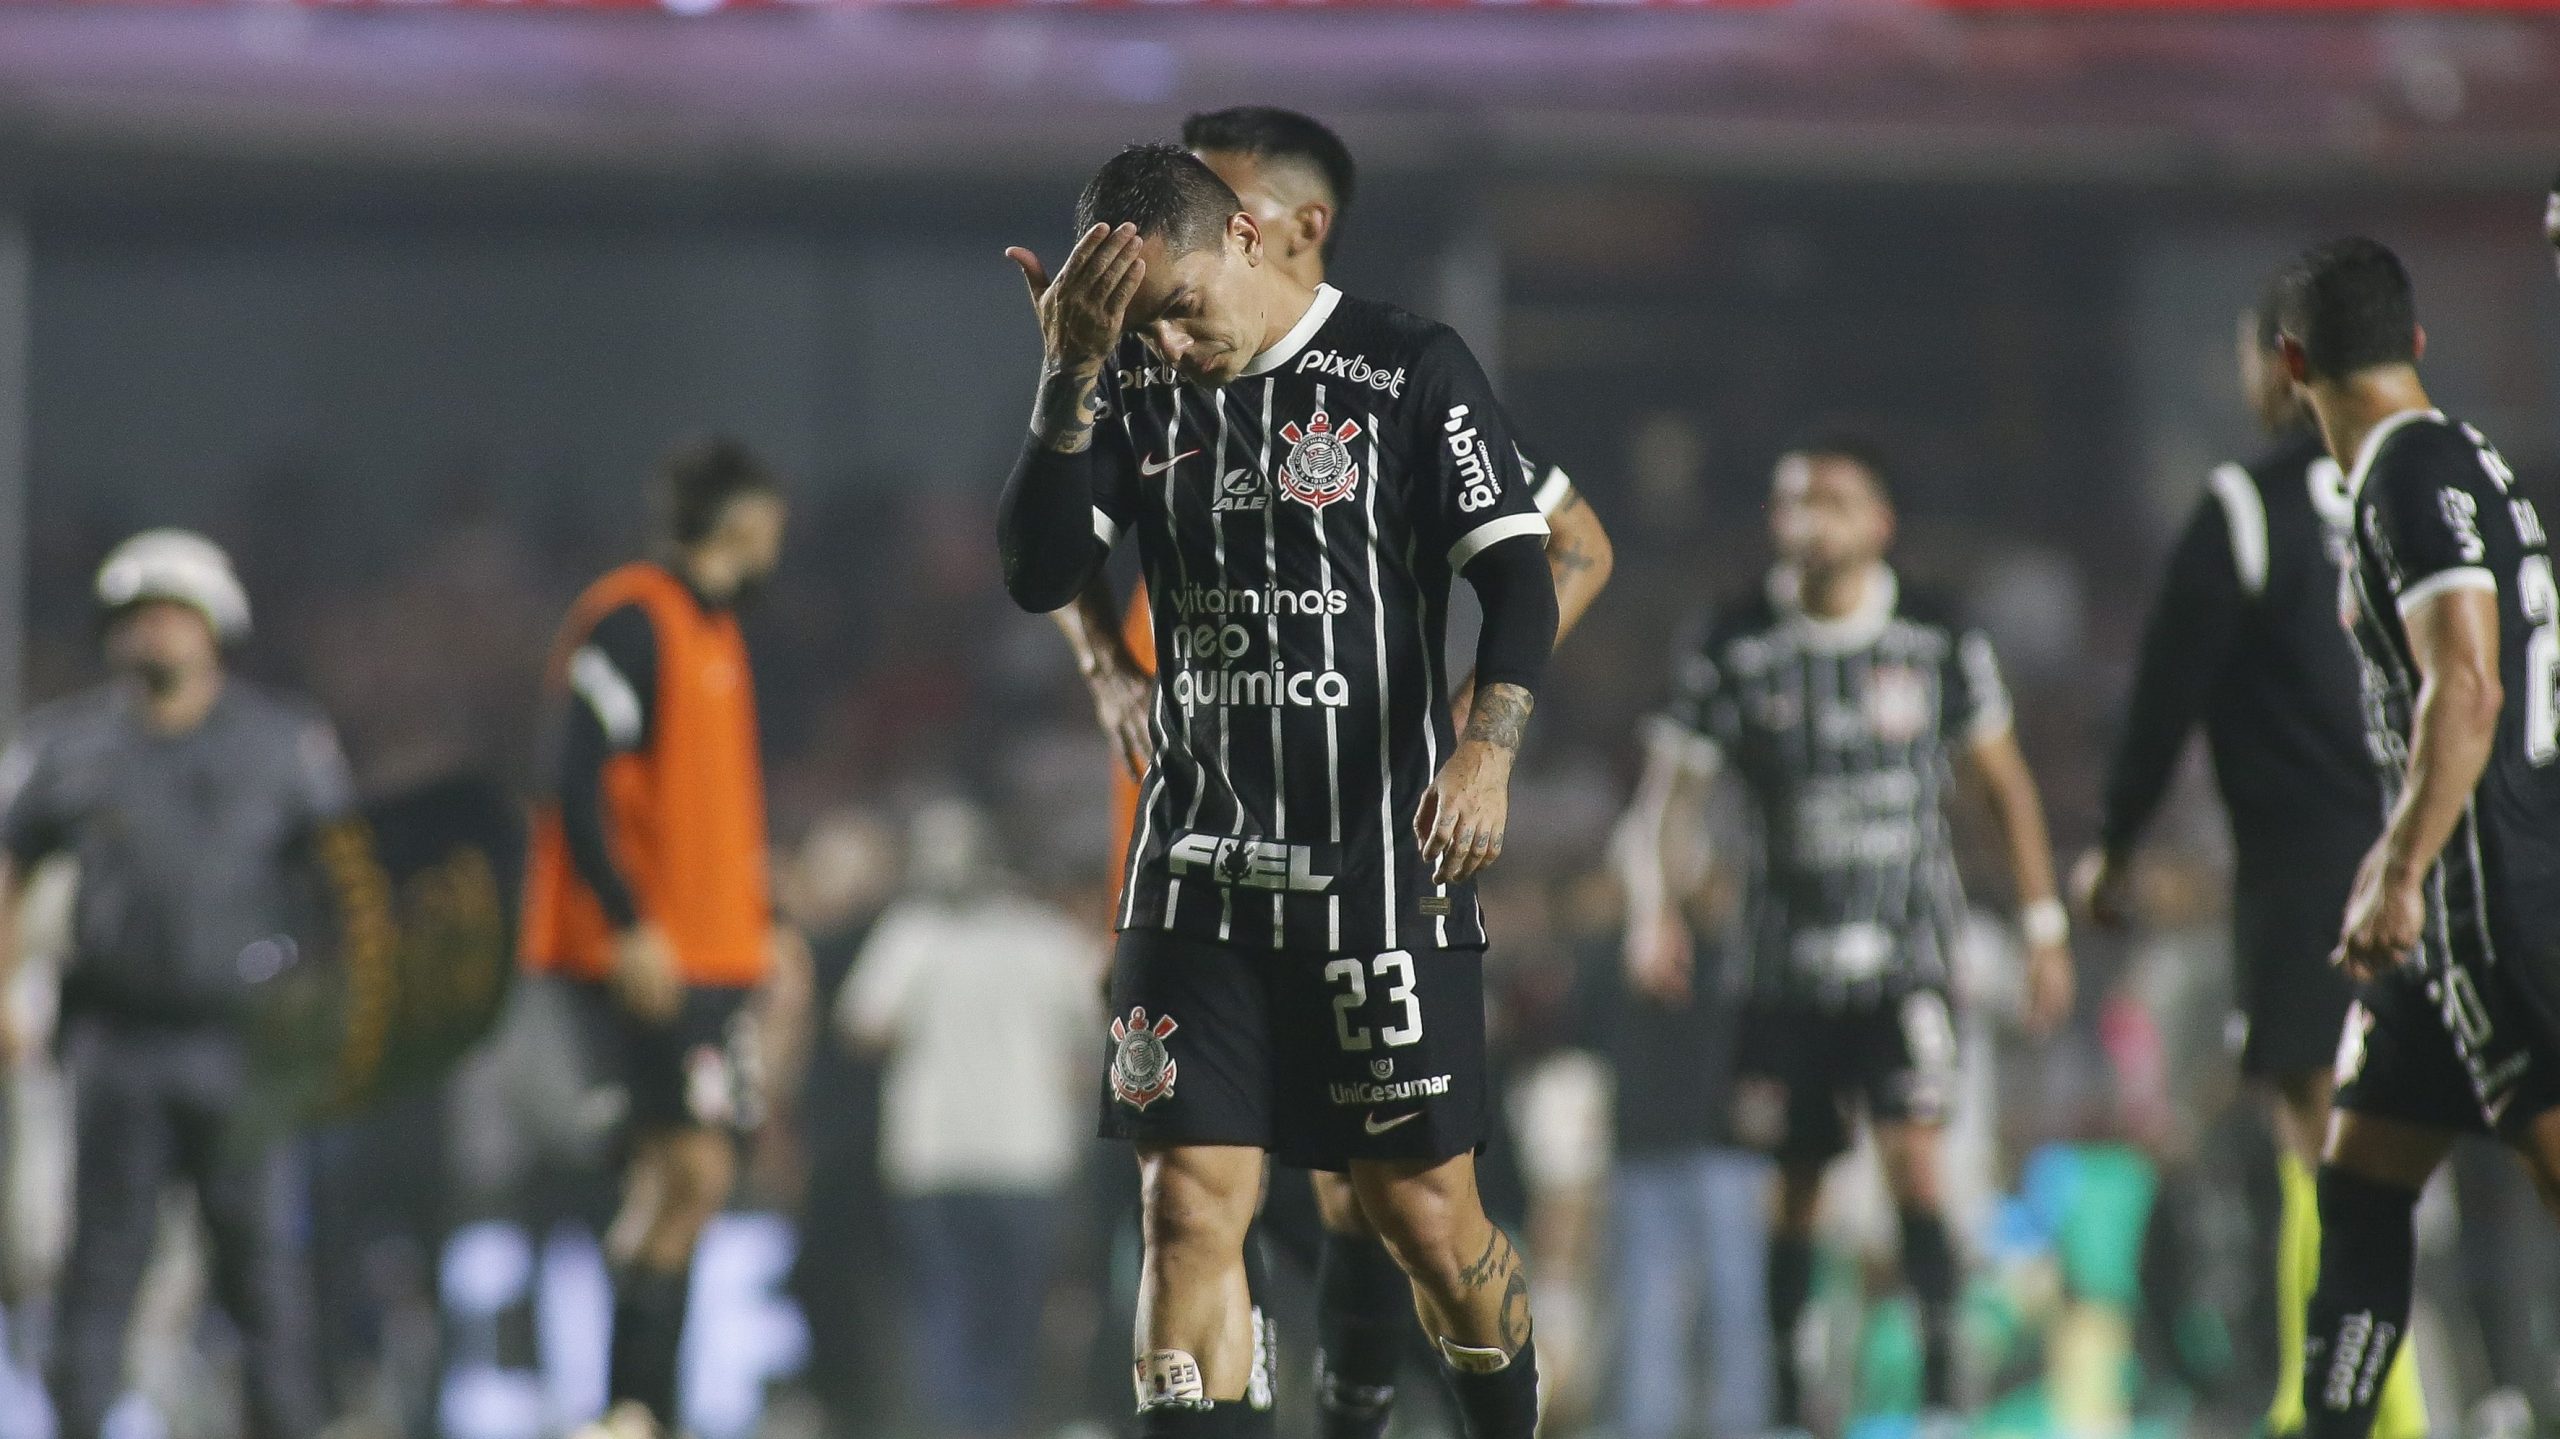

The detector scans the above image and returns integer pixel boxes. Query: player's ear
[2412,324,2427,363]
[1230,210,1262,266]
[1296,200,1335,263]
[2276,333,2311,386]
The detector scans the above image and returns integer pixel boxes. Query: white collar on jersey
[2343,406,2444,501]
[1240,284,1342,378]
[1769,562,1898,653]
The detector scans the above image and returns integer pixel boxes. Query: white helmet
[95,529,252,640]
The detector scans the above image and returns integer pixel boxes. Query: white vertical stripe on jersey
[1318,412,1345,955]
[1211,393,1237,944]
[1260,379,1287,948]
[1161,389,1201,931]
[1116,403,1160,933]
[1362,406,1398,951]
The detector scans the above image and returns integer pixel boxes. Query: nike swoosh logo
[1139,450,1200,477]
[1364,1111,1422,1136]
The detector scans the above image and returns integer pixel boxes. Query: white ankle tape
[1437,1337,1512,1375]
[1135,1350,1208,1410]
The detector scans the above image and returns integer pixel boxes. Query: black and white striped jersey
[1089,284,1551,956]
[2343,411,2560,1032]
[1659,568,2011,1005]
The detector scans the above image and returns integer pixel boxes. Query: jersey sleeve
[1656,621,1739,772]
[1407,328,1550,572]
[1507,419,1576,519]
[0,723,63,867]
[1944,627,2015,745]
[2363,423,2505,619]
[1089,361,1142,554]
[2098,485,2249,853]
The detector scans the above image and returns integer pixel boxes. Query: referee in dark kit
[0,529,354,1439]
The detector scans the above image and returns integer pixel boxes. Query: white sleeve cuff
[1449,512,1551,572]
[1093,506,1123,550]
[1532,466,1574,517]
[2396,566,2497,619]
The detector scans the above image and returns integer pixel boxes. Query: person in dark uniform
[2072,294,2424,1439]
[998,146,1559,1439]
[520,437,797,1439]
[0,529,352,1439]
[1618,438,2075,1433]
[2271,237,2560,1439]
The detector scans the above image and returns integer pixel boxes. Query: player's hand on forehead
[1007,221,1147,368]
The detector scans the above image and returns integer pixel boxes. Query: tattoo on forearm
[1463,683,1534,751]
[1548,539,1601,579]
[1033,362,1106,455]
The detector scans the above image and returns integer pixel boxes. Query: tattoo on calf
[1463,684,1534,751]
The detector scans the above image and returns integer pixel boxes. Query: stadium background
[2,6,2560,1439]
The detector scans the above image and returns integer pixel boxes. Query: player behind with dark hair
[1617,435,2076,1433]
[522,435,803,1439]
[2272,236,2560,1439]
[1038,109,1613,1439]
[998,143,1558,1439]
[2074,288,2424,1439]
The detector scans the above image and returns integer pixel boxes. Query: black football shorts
[2333,948,2560,1140]
[571,977,764,1143]
[1733,988,1961,1166]
[1096,929,1490,1173]
[2229,869,2362,1080]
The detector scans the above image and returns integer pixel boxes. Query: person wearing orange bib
[522,436,795,1439]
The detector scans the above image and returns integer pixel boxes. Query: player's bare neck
[1798,560,1882,621]
[2314,367,2431,480]
[1253,268,1322,356]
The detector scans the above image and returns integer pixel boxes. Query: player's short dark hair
[1181,106,1358,257]
[1780,425,1894,503]
[1074,143,1242,257]
[2274,237,2419,383]
[657,434,780,546]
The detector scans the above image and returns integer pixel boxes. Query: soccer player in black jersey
[998,145,1557,1439]
[1618,437,2075,1432]
[2075,294,2424,1439]
[2272,237,2560,1439]
[1039,107,1616,1439]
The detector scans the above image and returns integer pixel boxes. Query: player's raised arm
[997,221,1145,613]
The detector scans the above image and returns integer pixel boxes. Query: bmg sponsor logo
[1295,348,1407,396]
[1444,405,1503,514]
[1167,831,1337,893]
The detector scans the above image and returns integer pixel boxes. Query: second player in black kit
[1000,144,1553,1439]
[2273,237,2560,1439]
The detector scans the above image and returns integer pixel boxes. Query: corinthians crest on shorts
[1278,410,1363,509]
[1110,1006,1180,1110]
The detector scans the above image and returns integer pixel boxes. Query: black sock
[1769,1233,1815,1427]
[1316,1231,1411,1439]
[1440,1336,1539,1439]
[1898,1206,1959,1409]
[2302,1167,2420,1439]
[608,1262,691,1426]
[1241,1224,1277,1428]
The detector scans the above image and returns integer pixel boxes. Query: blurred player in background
[0,531,351,1439]
[999,144,1559,1439]
[2274,238,2560,1439]
[1619,438,2075,1433]
[1043,105,1614,1439]
[521,437,798,1439]
[2074,293,2425,1439]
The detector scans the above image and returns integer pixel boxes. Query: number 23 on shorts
[1327,950,1423,1051]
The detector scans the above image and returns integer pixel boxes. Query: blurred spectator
[1593,864,1774,1439]
[836,799,1101,1439]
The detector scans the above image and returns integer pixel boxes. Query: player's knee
[1354,1174,1474,1291]
[1138,1149,1258,1261]
[654,1131,737,1230]
[1772,1165,1826,1235]
[1878,1125,1944,1208]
